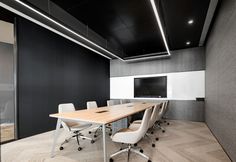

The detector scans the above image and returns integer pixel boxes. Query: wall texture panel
[17,18,110,138]
[205,0,236,161]
[110,47,206,122]
[110,47,205,77]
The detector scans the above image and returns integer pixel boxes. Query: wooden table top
[49,102,158,124]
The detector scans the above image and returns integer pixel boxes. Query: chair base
[90,125,112,137]
[60,132,94,151]
[110,144,151,162]
[154,122,166,133]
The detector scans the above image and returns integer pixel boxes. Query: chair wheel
[120,148,122,150]
[82,138,85,140]
[94,135,97,138]
[167,123,170,125]
[89,131,92,134]
[59,146,64,150]
[156,137,159,141]
[78,147,82,151]
[109,133,112,136]
[140,149,143,153]
[152,144,155,147]
[162,130,165,133]
[91,140,95,144]
[148,160,152,162]
[109,158,114,162]
[134,143,137,147]
[151,131,154,134]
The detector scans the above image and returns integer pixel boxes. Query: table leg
[51,119,62,158]
[102,124,107,162]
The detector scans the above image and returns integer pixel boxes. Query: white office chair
[110,107,153,162]
[107,100,120,106]
[58,103,94,151]
[153,101,168,133]
[129,104,161,147]
[86,101,98,109]
[87,101,112,137]
[162,101,170,125]
[107,100,129,135]
[120,99,130,104]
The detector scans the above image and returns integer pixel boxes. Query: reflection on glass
[0,41,15,143]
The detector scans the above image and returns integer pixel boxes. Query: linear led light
[150,0,171,56]
[3,0,126,61]
[0,1,112,60]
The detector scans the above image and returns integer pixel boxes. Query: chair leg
[110,145,151,162]
[130,148,150,160]
[146,133,156,147]
[60,135,73,148]
[110,148,129,158]
[157,124,166,133]
[75,135,80,146]
[127,145,131,162]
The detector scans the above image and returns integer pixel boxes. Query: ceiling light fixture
[150,0,171,56]
[7,0,125,61]
[188,19,194,25]
[186,41,191,45]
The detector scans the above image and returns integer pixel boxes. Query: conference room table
[49,102,157,162]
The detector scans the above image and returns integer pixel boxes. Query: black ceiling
[51,0,211,58]
[159,0,210,50]
[51,0,166,57]
[33,0,212,58]
[0,7,16,23]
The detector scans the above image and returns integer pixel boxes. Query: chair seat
[132,120,142,124]
[69,122,92,131]
[129,123,141,130]
[111,127,139,144]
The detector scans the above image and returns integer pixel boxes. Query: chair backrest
[120,99,130,104]
[148,104,161,128]
[58,103,76,131]
[107,100,121,106]
[134,107,153,142]
[156,102,165,122]
[86,101,98,109]
[163,100,169,114]
[58,103,75,113]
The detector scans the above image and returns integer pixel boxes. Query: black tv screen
[134,76,167,98]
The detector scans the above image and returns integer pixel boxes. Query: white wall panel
[110,71,205,100]
[0,21,14,44]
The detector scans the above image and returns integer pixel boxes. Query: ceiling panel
[159,0,210,50]
[0,7,15,23]
[50,0,213,59]
[51,0,166,57]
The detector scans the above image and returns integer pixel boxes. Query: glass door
[0,20,16,143]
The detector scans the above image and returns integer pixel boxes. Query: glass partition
[0,20,16,143]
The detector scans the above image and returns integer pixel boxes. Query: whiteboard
[110,71,205,100]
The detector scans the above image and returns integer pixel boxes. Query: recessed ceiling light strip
[150,0,171,56]
[3,0,126,61]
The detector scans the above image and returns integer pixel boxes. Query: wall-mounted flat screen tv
[134,76,167,98]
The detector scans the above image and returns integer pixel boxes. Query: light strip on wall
[2,0,127,61]
[150,0,171,56]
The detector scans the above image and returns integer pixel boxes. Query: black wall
[16,18,110,138]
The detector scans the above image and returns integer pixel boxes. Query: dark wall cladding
[16,17,110,138]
